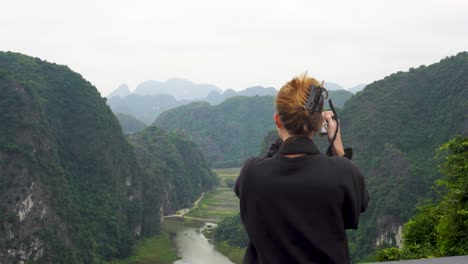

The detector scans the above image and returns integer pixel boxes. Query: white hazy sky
[1,0,467,95]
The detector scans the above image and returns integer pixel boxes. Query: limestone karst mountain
[0,52,215,263]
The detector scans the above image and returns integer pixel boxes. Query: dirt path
[164,192,205,218]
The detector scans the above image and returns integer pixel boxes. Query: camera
[320,121,328,136]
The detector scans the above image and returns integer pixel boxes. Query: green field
[107,232,178,264]
[185,168,240,222]
[187,168,245,263]
[108,218,205,264]
[214,241,245,264]
[213,168,240,188]
[185,189,239,222]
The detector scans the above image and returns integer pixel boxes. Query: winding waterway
[172,222,234,264]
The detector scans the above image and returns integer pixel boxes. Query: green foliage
[224,179,235,188]
[128,126,218,213]
[211,214,249,248]
[338,52,468,261]
[372,136,468,261]
[155,96,276,168]
[115,113,147,134]
[0,52,215,263]
[185,189,238,222]
[108,232,179,264]
[434,136,468,255]
[213,241,245,264]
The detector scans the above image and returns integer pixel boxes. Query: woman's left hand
[322,111,345,156]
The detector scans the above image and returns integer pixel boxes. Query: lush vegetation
[209,214,248,248]
[0,52,216,263]
[185,189,238,222]
[155,96,277,167]
[213,168,240,188]
[115,113,147,134]
[0,51,145,263]
[373,136,467,261]
[108,232,179,264]
[123,89,351,168]
[128,126,218,214]
[340,52,468,261]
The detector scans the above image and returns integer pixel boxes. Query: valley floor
[110,168,244,264]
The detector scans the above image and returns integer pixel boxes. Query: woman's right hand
[322,111,345,156]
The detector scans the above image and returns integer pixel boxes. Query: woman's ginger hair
[275,73,328,136]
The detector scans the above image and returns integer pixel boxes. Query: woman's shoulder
[329,155,358,169]
[241,156,273,171]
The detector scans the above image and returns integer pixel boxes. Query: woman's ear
[274,113,282,129]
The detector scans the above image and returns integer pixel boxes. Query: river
[171,221,234,264]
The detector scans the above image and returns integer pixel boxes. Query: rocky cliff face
[128,126,218,215]
[0,52,215,263]
[0,52,150,263]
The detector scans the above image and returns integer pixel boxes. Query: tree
[372,136,468,261]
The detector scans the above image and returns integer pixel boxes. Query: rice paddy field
[185,168,240,222]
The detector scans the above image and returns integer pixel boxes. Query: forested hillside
[128,126,218,214]
[115,113,147,134]
[0,52,215,263]
[374,136,467,261]
[341,52,468,260]
[155,96,277,167]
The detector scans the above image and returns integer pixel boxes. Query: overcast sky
[1,0,467,95]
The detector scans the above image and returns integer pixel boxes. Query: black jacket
[235,136,369,264]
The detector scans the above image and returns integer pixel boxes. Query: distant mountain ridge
[106,85,279,124]
[348,83,366,93]
[107,93,183,124]
[107,83,354,124]
[108,83,131,97]
[197,85,277,105]
[132,78,222,100]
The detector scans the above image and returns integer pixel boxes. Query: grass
[186,189,239,222]
[108,219,204,264]
[185,169,240,222]
[107,232,179,264]
[213,168,240,188]
[214,241,245,264]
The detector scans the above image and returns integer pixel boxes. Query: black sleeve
[234,158,254,198]
[342,161,369,229]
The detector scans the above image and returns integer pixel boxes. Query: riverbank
[107,231,179,264]
[213,241,245,264]
[110,168,242,264]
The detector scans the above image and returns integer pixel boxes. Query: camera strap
[326,99,339,156]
